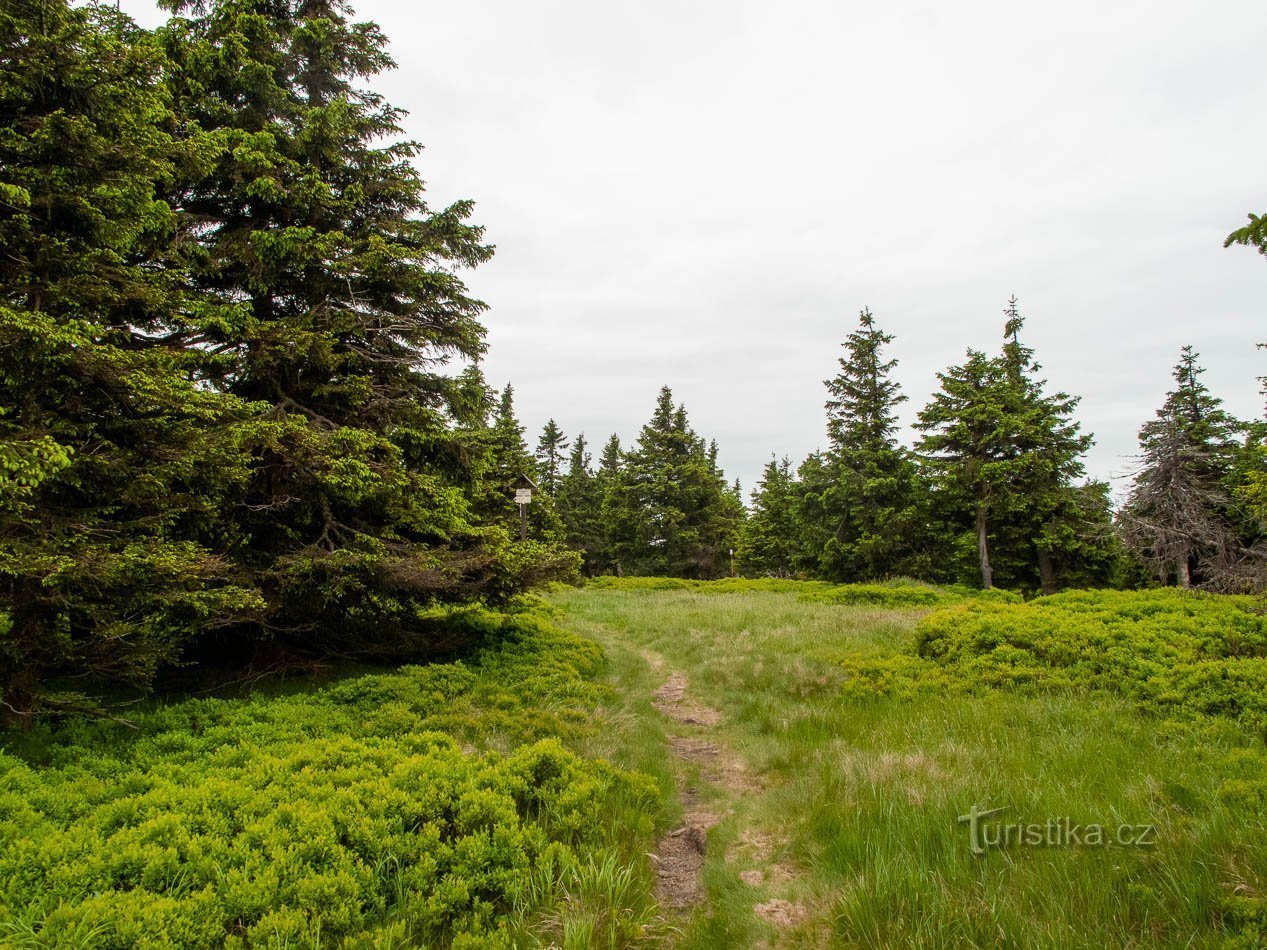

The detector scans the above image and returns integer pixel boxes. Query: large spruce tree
[535,419,569,496]
[607,387,742,578]
[737,457,799,577]
[0,0,261,715]
[149,0,572,655]
[555,434,608,573]
[995,299,1101,592]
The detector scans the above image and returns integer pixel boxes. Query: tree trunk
[976,505,993,590]
[1177,555,1191,589]
[1036,546,1056,595]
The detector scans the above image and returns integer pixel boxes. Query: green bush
[0,612,660,947]
[585,575,1020,606]
[911,589,1267,727]
[800,581,1021,608]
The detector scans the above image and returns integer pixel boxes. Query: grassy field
[549,581,1267,949]
[3,582,1266,947]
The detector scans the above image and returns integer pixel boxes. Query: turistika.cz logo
[957,804,1157,856]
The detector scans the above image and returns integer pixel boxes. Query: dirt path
[646,657,765,908]
[644,650,815,944]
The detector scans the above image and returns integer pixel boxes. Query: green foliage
[905,590,1267,728]
[0,0,576,714]
[1118,346,1260,591]
[735,457,799,577]
[586,575,1021,607]
[556,434,609,575]
[0,611,660,947]
[799,580,1021,608]
[0,0,265,716]
[915,300,1106,592]
[602,388,744,579]
[535,420,568,496]
[806,309,925,581]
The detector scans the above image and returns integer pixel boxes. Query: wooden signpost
[513,475,537,541]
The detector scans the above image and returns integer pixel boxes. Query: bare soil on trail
[645,653,813,943]
[651,784,721,909]
[653,671,723,727]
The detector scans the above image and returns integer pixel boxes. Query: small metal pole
[519,502,527,541]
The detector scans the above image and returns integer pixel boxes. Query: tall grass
[551,583,1267,948]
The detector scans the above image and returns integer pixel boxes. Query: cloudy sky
[127,0,1267,497]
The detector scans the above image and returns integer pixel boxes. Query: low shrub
[586,575,1019,607]
[910,589,1267,728]
[0,611,660,947]
[800,581,1021,608]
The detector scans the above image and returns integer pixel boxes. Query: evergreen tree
[916,300,1101,591]
[150,0,573,656]
[996,298,1100,592]
[535,419,568,496]
[737,457,799,576]
[607,387,741,578]
[1118,347,1258,590]
[556,433,606,573]
[0,0,261,715]
[915,349,1011,588]
[596,433,627,574]
[812,308,921,580]
[484,385,566,544]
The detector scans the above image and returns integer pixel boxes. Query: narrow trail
[643,650,812,943]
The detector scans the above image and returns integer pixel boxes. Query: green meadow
[4,581,1267,948]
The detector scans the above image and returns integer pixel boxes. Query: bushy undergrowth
[916,589,1267,726]
[836,588,1267,729]
[586,575,1020,608]
[0,611,660,948]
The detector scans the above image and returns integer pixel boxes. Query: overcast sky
[127,0,1267,497]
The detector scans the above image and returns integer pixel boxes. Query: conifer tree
[995,298,1099,592]
[813,308,921,580]
[737,457,799,576]
[556,434,606,572]
[916,300,1101,591]
[596,434,628,574]
[151,0,572,653]
[535,419,569,496]
[608,387,741,578]
[915,349,1010,588]
[485,385,566,544]
[1118,347,1257,590]
[0,0,261,715]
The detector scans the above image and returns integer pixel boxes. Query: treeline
[521,300,1266,593]
[0,0,577,717]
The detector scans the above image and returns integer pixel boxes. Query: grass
[5,582,1266,946]
[549,581,1267,948]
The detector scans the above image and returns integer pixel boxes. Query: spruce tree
[152,0,571,653]
[915,349,1010,588]
[1118,347,1257,590]
[535,419,569,496]
[609,387,741,578]
[814,308,920,580]
[485,385,566,544]
[737,457,799,577]
[0,0,260,715]
[556,434,606,573]
[596,433,627,575]
[996,298,1099,592]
